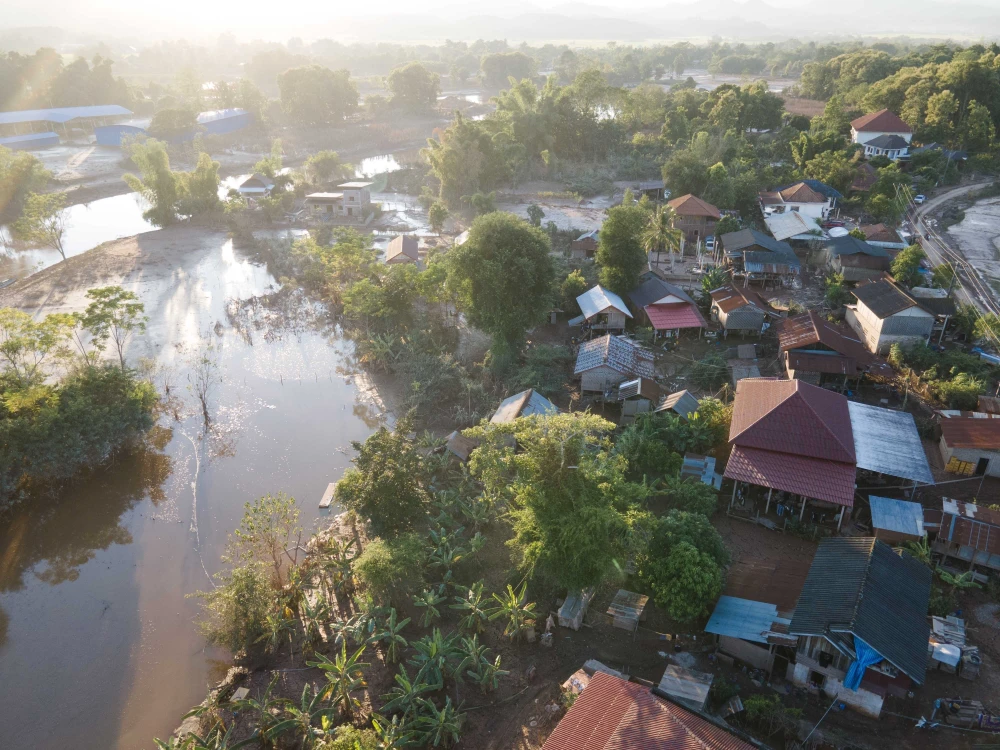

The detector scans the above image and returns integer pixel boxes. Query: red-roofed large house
[851,110,913,161]
[758,181,834,220]
[667,194,721,245]
[542,671,753,750]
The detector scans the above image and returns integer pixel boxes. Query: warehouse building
[0,104,133,138]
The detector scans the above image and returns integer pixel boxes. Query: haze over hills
[1,0,999,46]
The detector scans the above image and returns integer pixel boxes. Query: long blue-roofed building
[0,105,133,137]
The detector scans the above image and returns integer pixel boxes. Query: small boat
[319,482,337,509]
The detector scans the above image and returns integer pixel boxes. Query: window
[809,671,826,688]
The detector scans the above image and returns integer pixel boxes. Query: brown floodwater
[0,234,387,749]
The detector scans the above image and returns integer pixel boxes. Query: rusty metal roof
[940,417,1000,450]
[776,311,876,369]
[574,335,655,378]
[710,285,772,314]
[939,498,1000,556]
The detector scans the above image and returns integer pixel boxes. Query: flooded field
[0,226,389,749]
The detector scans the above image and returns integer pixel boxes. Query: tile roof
[865,133,910,150]
[777,182,827,204]
[788,538,931,684]
[667,194,721,219]
[645,303,706,331]
[628,277,696,309]
[775,311,880,374]
[851,109,913,134]
[710,285,772,314]
[729,378,855,464]
[574,335,655,378]
[542,671,753,750]
[852,279,925,319]
[825,235,890,258]
[775,179,843,200]
[490,388,558,423]
[724,444,857,506]
[941,417,1000,450]
[861,224,904,245]
[386,235,420,262]
[578,285,633,320]
[851,163,878,192]
[656,390,700,419]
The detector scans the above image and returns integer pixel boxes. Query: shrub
[195,562,274,653]
[354,534,426,604]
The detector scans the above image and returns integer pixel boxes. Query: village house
[820,235,892,282]
[776,179,841,209]
[763,211,825,244]
[850,110,914,161]
[489,388,558,424]
[775,310,893,385]
[237,173,275,198]
[304,181,374,225]
[932,498,1000,571]
[656,389,700,420]
[542,671,754,750]
[724,378,932,527]
[385,235,420,265]
[705,596,797,678]
[787,537,931,718]
[626,277,706,340]
[613,378,663,425]
[569,229,599,259]
[938,416,1000,477]
[720,228,801,287]
[845,278,935,354]
[861,223,907,252]
[574,334,655,393]
[666,193,721,245]
[851,162,878,193]
[758,182,834,220]
[573,285,632,333]
[709,285,775,335]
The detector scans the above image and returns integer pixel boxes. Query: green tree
[305,151,353,186]
[195,562,274,653]
[0,307,75,385]
[890,244,926,288]
[526,203,544,227]
[824,273,852,308]
[446,211,554,366]
[123,140,180,226]
[336,416,429,537]
[12,192,67,260]
[387,63,441,110]
[422,114,509,207]
[354,534,426,604]
[596,204,647,294]
[805,150,857,194]
[660,476,718,516]
[867,193,903,225]
[147,108,199,140]
[279,65,358,125]
[0,146,51,221]
[714,215,740,237]
[922,90,959,145]
[79,286,148,370]
[560,269,590,311]
[428,201,449,234]
[963,100,996,152]
[178,153,221,215]
[225,492,302,587]
[650,541,723,622]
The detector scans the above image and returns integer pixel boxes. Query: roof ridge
[794,382,854,459]
[848,538,879,634]
[730,380,796,441]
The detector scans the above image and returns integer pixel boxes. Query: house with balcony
[759,182,834,220]
[851,110,913,161]
[666,193,721,244]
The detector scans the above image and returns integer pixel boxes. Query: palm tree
[413,587,447,628]
[374,608,411,664]
[267,683,335,749]
[381,664,436,719]
[412,697,464,748]
[641,204,683,270]
[450,581,489,635]
[308,641,370,719]
[458,635,509,694]
[487,583,538,643]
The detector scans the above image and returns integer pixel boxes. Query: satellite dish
[829,227,850,237]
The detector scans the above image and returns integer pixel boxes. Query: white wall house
[851,110,913,161]
[758,182,833,220]
[845,279,934,355]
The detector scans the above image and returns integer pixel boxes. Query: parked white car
[914,194,927,205]
[704,235,715,251]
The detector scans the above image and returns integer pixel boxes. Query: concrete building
[666,193,721,244]
[845,279,935,354]
[939,417,1000,477]
[759,182,834,220]
[851,110,913,160]
[304,181,375,225]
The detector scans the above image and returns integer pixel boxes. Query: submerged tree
[79,286,148,370]
[124,139,180,226]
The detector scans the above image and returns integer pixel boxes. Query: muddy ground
[945,196,1000,294]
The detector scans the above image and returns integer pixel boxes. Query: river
[0,155,411,748]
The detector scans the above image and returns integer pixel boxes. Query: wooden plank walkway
[319,482,337,509]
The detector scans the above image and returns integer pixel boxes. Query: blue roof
[869,496,925,538]
[0,105,132,126]
[197,108,248,124]
[705,596,789,644]
[0,131,59,145]
[776,179,843,201]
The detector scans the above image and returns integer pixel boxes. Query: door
[976,457,990,475]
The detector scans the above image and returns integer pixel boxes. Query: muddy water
[0,235,387,749]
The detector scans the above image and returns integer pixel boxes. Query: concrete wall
[788,661,884,718]
[719,636,774,673]
[942,441,1000,477]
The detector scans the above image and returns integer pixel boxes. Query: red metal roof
[644,302,707,331]
[729,378,855,463]
[666,193,722,219]
[941,418,1000,450]
[851,109,913,134]
[710,285,771,314]
[542,672,752,750]
[724,445,856,506]
[775,311,884,376]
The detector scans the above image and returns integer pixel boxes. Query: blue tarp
[844,637,883,690]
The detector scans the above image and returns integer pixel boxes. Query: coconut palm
[641,204,683,269]
[309,641,370,719]
[487,583,538,643]
[267,683,335,749]
[413,587,447,627]
[458,635,509,694]
[374,608,411,664]
[412,697,464,748]
[450,581,489,635]
[381,664,436,719]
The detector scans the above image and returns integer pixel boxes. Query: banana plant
[308,641,370,719]
[185,723,259,750]
[153,737,192,749]
[457,496,490,530]
[458,635,508,694]
[413,587,447,627]
[373,608,411,664]
[266,683,335,750]
[408,629,461,688]
[256,610,297,658]
[372,712,418,749]
[381,664,436,719]
[411,697,464,748]
[450,581,489,635]
[487,582,538,643]
[299,591,331,648]
[232,675,285,745]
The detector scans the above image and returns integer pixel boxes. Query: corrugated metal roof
[764,211,824,241]
[775,179,843,200]
[616,378,661,402]
[0,131,59,145]
[788,537,931,685]
[786,351,855,375]
[645,303,706,331]
[490,388,558,423]
[657,665,713,712]
[848,401,933,484]
[776,182,828,204]
[656,390,699,419]
[710,285,772,315]
[577,285,632,320]
[386,235,419,262]
[541,672,753,750]
[705,596,789,644]
[941,417,1000,450]
[853,279,927,319]
[720,228,794,257]
[724,444,856,506]
[196,108,248,123]
[574,335,655,378]
[627,277,696,309]
[825,235,890,259]
[869,496,925,538]
[940,498,1000,556]
[0,104,132,125]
